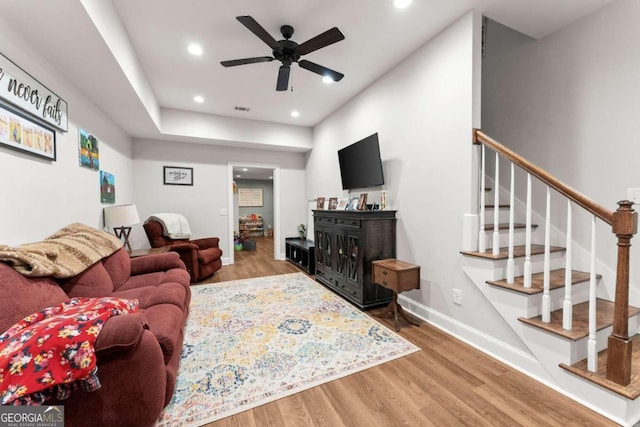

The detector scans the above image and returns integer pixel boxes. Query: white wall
[482,0,640,294]
[307,12,525,349]
[0,18,133,246]
[132,139,306,259]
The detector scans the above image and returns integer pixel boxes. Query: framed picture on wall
[164,166,193,186]
[0,102,56,161]
[238,188,263,207]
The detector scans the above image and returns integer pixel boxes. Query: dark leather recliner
[143,219,222,283]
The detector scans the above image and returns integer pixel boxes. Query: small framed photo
[316,197,326,210]
[164,166,193,186]
[336,198,348,210]
[347,197,359,211]
[328,197,338,210]
[357,193,368,211]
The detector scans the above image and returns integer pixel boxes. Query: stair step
[518,299,640,341]
[483,222,537,231]
[461,244,565,260]
[560,334,640,399]
[487,269,600,295]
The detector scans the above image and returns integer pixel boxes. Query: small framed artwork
[100,170,115,204]
[336,198,348,210]
[357,193,368,211]
[164,166,193,186]
[328,197,338,210]
[78,128,99,170]
[347,197,359,211]
[316,197,326,210]
[0,102,56,161]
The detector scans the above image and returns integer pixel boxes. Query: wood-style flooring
[196,237,617,426]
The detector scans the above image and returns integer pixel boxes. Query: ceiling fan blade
[297,27,345,56]
[276,65,290,91]
[298,60,344,82]
[236,16,278,49]
[221,56,274,67]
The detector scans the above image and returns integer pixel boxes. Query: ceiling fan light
[393,0,412,9]
[188,43,203,56]
[322,76,334,84]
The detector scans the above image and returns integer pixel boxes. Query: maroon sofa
[143,219,222,283]
[0,247,191,427]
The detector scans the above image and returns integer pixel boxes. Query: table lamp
[104,204,140,251]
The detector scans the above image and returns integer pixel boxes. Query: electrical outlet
[453,289,462,305]
[627,188,640,204]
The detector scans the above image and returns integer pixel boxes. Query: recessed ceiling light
[393,0,412,9]
[291,110,300,118]
[188,43,203,56]
[193,95,204,103]
[242,168,248,171]
[235,174,241,178]
[269,176,273,180]
[322,76,334,84]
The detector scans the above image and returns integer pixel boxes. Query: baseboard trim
[397,294,630,426]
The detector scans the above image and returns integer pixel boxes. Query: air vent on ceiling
[234,106,250,112]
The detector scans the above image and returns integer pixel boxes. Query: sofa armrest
[130,252,185,276]
[95,312,147,356]
[192,237,220,250]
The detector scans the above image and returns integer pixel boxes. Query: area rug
[157,272,420,426]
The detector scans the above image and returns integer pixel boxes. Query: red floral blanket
[0,297,138,405]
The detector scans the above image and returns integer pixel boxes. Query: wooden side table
[372,259,421,331]
[129,246,170,258]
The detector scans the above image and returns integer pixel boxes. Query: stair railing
[473,129,637,386]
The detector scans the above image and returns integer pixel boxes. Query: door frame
[227,162,281,264]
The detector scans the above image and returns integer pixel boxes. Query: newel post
[606,200,638,386]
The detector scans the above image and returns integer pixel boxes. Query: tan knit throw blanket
[0,223,123,278]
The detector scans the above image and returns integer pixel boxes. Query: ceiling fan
[221,16,345,91]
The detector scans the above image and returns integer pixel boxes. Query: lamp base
[113,226,133,251]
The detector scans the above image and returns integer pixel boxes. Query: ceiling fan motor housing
[273,39,300,66]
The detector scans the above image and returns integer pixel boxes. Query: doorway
[227,162,281,264]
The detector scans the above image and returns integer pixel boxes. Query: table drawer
[336,218,361,228]
[373,266,399,291]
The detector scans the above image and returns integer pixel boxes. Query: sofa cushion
[143,304,185,364]
[0,263,68,333]
[120,269,190,292]
[60,261,114,297]
[114,282,188,311]
[198,247,222,265]
[102,248,131,290]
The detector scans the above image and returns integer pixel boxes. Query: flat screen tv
[338,133,385,190]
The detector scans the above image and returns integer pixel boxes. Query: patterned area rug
[157,273,420,426]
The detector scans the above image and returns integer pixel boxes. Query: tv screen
[338,133,385,190]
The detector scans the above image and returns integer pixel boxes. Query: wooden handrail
[473,129,613,225]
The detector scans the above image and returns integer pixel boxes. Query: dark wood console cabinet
[313,210,396,309]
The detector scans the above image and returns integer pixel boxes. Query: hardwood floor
[197,237,616,426]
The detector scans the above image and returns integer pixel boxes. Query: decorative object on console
[297,223,307,240]
[78,127,99,170]
[357,193,368,210]
[100,170,115,204]
[104,204,140,251]
[0,102,56,161]
[336,198,348,210]
[316,197,326,210]
[328,197,338,210]
[381,190,387,210]
[346,196,359,211]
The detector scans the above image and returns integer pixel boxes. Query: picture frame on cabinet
[336,198,348,210]
[357,193,368,210]
[316,197,326,210]
[328,197,338,210]
[347,197,359,211]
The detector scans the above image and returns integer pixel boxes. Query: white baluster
[492,152,500,256]
[542,187,551,322]
[506,163,515,284]
[563,201,573,330]
[588,215,598,372]
[523,174,532,288]
[479,145,486,252]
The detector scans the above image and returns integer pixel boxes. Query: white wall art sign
[0,52,68,132]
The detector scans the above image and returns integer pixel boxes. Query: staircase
[462,130,640,425]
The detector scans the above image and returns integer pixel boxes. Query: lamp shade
[104,204,140,227]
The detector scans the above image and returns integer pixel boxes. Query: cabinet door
[334,228,348,280]
[322,227,333,272]
[314,226,325,270]
[346,232,361,284]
